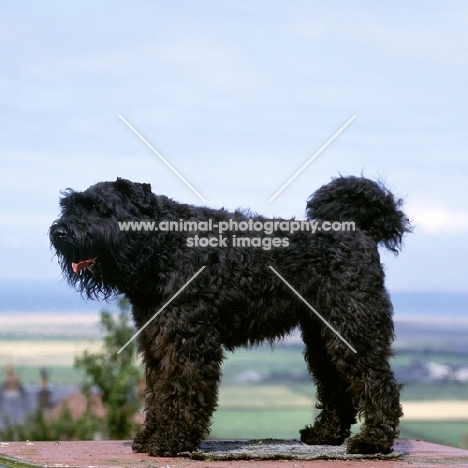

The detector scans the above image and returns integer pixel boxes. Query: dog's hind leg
[344,357,402,454]
[342,295,402,454]
[299,320,357,446]
[320,293,402,454]
[132,305,223,456]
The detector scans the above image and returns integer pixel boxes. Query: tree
[75,297,143,439]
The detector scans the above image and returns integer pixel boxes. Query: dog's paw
[145,436,197,457]
[347,434,392,454]
[146,444,175,457]
[300,424,346,446]
[132,425,154,453]
[132,439,148,453]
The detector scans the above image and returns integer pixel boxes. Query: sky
[0,1,467,294]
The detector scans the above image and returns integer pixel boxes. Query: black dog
[50,176,410,456]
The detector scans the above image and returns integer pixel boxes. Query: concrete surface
[0,439,468,468]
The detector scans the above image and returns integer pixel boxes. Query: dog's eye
[91,204,98,212]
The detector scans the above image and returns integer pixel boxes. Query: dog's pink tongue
[72,258,96,274]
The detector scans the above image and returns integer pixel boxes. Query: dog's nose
[52,226,68,239]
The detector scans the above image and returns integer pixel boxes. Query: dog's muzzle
[50,224,98,274]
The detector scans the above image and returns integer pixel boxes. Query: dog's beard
[54,249,117,300]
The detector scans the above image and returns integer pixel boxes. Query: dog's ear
[115,178,153,211]
[58,188,75,210]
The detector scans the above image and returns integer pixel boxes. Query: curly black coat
[50,176,411,456]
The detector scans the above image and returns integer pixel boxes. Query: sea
[0,279,467,351]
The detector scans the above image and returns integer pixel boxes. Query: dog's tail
[306,176,411,254]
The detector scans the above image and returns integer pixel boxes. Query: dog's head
[49,178,154,299]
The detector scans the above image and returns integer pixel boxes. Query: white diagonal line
[117,266,206,354]
[118,114,207,203]
[268,266,357,354]
[268,115,356,202]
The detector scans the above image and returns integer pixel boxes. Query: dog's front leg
[133,310,223,456]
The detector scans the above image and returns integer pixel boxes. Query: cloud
[150,38,264,93]
[409,204,468,235]
[45,36,264,96]
[292,9,468,68]
[0,213,52,229]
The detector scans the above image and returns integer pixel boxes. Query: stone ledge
[1,439,468,468]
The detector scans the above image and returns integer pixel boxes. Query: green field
[211,408,316,439]
[401,381,468,401]
[0,365,85,385]
[212,382,356,440]
[399,422,468,449]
